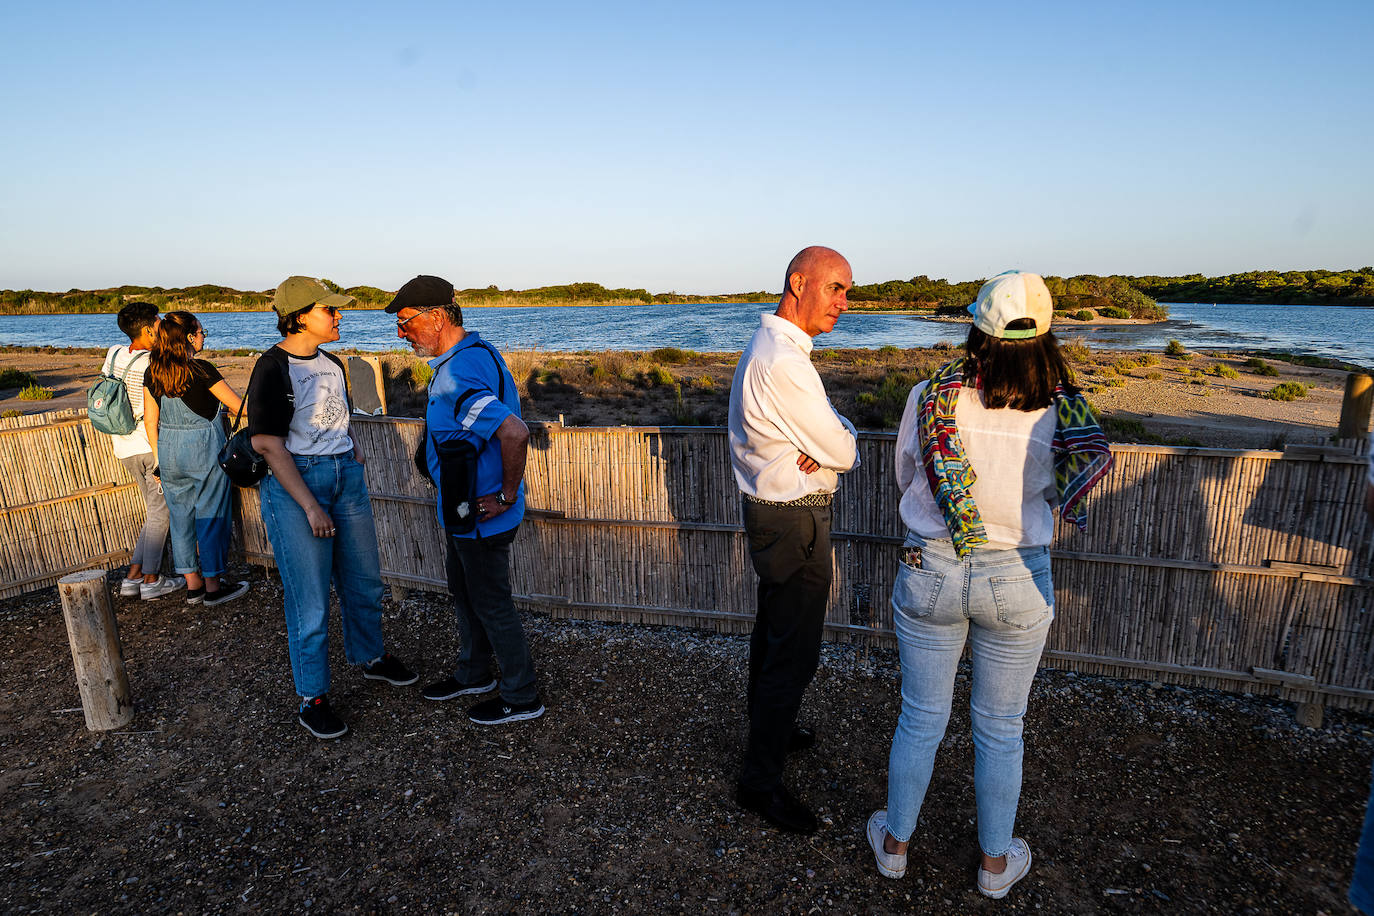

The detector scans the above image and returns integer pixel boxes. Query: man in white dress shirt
[728,245,860,833]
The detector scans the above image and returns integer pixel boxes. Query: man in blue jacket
[389,275,543,725]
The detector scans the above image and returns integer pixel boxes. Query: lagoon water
[0,302,1368,365]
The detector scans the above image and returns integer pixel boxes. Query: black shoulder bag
[218,353,290,488]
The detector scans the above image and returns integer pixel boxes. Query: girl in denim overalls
[142,311,249,606]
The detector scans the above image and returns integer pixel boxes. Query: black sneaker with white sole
[422,675,498,701]
[298,695,348,739]
[203,580,250,607]
[467,696,545,725]
[362,653,418,686]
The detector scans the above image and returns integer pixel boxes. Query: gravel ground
[2,565,1371,914]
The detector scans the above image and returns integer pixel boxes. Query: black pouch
[218,404,268,488]
[435,437,480,533]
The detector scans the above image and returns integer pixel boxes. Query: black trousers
[738,499,833,793]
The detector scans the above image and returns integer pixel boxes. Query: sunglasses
[313,305,341,317]
[396,308,438,329]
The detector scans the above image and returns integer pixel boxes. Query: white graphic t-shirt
[245,347,354,456]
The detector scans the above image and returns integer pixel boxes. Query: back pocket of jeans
[989,568,1054,629]
[891,563,944,620]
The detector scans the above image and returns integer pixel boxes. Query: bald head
[777,246,852,337]
[783,246,847,292]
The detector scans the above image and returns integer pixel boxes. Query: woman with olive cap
[247,276,418,739]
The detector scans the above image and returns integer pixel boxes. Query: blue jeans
[261,453,386,698]
[1352,760,1374,913]
[885,534,1053,858]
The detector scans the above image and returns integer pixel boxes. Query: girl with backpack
[142,311,250,606]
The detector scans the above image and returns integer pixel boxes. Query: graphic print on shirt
[286,361,352,454]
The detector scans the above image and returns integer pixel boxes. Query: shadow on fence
[2,409,1371,713]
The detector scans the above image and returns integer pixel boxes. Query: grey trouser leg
[445,526,538,704]
[119,452,169,576]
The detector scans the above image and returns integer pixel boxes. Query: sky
[1,0,1371,294]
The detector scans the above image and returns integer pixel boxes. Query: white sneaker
[119,578,142,597]
[977,837,1032,899]
[140,575,186,600]
[866,810,907,879]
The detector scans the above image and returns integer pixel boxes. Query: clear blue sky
[2,1,1370,294]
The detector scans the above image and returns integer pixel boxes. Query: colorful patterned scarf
[916,358,1113,557]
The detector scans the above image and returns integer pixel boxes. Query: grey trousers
[119,452,169,576]
[445,526,538,704]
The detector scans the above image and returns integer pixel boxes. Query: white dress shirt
[728,313,859,501]
[895,380,1057,548]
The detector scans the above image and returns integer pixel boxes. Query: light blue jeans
[260,453,386,698]
[885,534,1053,859]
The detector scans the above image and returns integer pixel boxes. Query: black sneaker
[185,587,206,605]
[298,695,348,739]
[467,696,545,725]
[203,580,249,607]
[422,675,498,701]
[362,653,418,686]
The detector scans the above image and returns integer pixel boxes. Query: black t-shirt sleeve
[246,350,293,439]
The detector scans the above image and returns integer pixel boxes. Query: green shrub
[1071,309,1094,321]
[1059,339,1092,363]
[1113,357,1140,372]
[689,374,715,390]
[1140,353,1161,366]
[650,347,694,363]
[648,366,675,388]
[878,345,901,357]
[1245,357,1279,377]
[0,409,20,418]
[1145,370,1163,380]
[18,384,53,401]
[1207,364,1240,379]
[1053,310,1069,318]
[1099,306,1131,319]
[410,361,435,388]
[1164,339,1187,357]
[1102,377,1126,388]
[856,392,878,406]
[589,365,612,382]
[1264,381,1309,401]
[0,368,37,389]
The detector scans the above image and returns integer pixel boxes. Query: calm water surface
[0,302,1368,365]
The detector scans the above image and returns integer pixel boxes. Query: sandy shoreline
[0,343,1355,450]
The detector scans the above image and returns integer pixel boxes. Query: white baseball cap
[968,271,1053,339]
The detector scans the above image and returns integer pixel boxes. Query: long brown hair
[147,311,201,398]
[964,319,1077,410]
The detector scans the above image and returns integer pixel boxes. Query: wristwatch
[494,490,515,506]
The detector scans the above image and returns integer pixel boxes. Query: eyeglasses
[312,305,341,317]
[396,308,438,329]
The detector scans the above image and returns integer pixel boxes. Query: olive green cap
[272,276,355,318]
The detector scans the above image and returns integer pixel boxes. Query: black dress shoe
[787,725,816,754]
[736,785,819,834]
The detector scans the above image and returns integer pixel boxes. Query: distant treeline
[0,280,773,314]
[849,275,1167,320]
[2,268,1369,315]
[1126,268,1374,306]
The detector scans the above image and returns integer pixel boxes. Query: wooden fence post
[58,569,134,731]
[1338,372,1373,440]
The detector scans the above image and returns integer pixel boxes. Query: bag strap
[118,349,148,385]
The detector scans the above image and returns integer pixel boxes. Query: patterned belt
[742,491,834,508]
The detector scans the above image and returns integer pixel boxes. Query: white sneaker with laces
[140,575,186,600]
[977,837,1032,899]
[119,578,142,597]
[866,810,907,878]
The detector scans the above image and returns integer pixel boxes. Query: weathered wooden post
[58,569,134,731]
[1338,372,1373,440]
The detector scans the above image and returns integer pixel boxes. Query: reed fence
[3,409,1371,713]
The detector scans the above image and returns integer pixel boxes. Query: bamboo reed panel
[5,413,1373,711]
